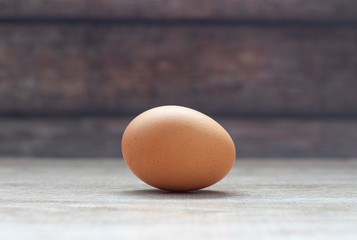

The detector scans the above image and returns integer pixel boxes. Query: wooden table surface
[1,158,356,240]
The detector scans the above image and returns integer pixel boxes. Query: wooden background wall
[0,0,356,158]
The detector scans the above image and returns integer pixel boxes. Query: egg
[121,105,236,192]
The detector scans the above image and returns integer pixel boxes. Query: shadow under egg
[120,189,243,200]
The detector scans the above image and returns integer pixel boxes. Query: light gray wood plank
[0,158,356,240]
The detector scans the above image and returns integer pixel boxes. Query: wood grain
[0,158,356,240]
[1,117,356,158]
[0,0,357,21]
[1,25,357,116]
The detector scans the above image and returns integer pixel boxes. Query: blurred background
[0,0,356,158]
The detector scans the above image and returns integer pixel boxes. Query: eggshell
[121,105,236,191]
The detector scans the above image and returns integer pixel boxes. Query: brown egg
[121,105,236,191]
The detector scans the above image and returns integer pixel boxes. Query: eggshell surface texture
[121,105,236,192]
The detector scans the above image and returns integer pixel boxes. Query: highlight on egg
[121,105,236,192]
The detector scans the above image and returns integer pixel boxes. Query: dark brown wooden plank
[0,25,357,116]
[0,0,356,22]
[0,117,356,158]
